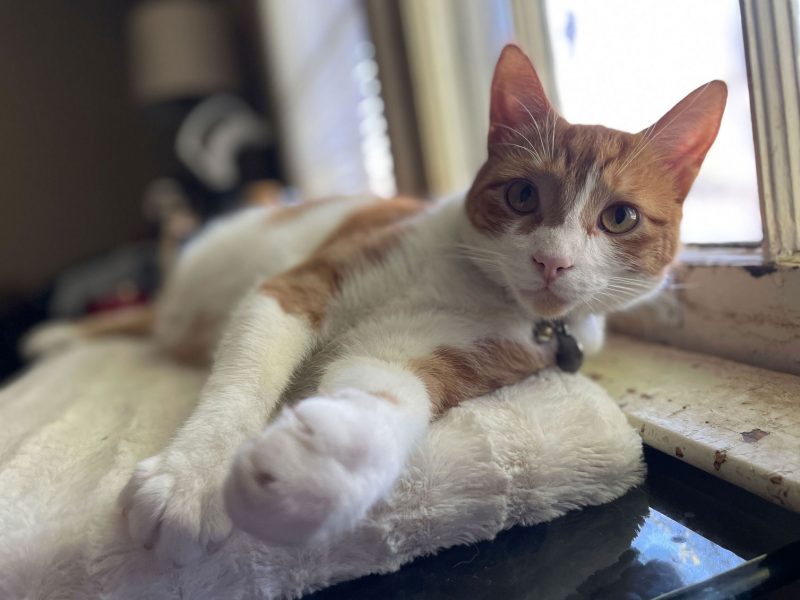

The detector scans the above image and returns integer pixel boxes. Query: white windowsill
[585,334,800,513]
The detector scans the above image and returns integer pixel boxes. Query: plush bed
[0,339,643,599]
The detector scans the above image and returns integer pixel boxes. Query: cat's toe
[119,453,232,565]
[224,394,402,546]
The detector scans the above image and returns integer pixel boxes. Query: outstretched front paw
[119,451,232,565]
[224,392,404,546]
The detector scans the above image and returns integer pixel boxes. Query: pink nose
[533,253,574,284]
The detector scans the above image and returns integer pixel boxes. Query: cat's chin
[514,287,573,320]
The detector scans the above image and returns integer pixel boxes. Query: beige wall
[0,1,167,296]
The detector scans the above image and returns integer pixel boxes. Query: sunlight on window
[354,41,397,199]
[545,0,761,244]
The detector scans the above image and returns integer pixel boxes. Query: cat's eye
[505,180,539,214]
[599,204,640,234]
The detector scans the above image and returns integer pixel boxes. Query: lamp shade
[128,0,241,105]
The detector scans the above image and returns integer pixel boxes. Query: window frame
[739,0,800,265]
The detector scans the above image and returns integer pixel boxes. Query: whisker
[506,93,548,158]
[496,142,540,161]
[491,123,542,162]
[617,123,657,173]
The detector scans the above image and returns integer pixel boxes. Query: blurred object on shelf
[126,0,282,221]
[47,244,158,319]
[175,94,274,194]
[243,180,287,207]
[142,178,201,277]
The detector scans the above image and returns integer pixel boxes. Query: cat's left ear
[488,44,555,150]
[646,80,727,199]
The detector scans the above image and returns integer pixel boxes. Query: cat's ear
[646,80,727,199]
[488,44,554,149]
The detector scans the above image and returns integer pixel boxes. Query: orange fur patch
[265,195,354,225]
[75,304,156,338]
[244,180,284,207]
[409,338,555,415]
[374,391,400,405]
[261,196,425,327]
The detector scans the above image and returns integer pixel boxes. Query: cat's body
[156,193,605,400]
[45,46,727,563]
[118,191,576,556]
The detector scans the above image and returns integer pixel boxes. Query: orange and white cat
[90,45,726,563]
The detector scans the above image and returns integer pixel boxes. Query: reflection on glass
[313,487,750,599]
[632,509,743,587]
[546,0,761,243]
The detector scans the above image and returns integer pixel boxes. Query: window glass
[545,0,761,244]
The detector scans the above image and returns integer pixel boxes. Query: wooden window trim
[740,0,800,264]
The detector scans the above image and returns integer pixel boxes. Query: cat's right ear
[488,44,554,149]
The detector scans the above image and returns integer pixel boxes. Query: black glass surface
[311,448,800,600]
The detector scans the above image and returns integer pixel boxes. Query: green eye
[505,180,539,214]
[600,204,639,234]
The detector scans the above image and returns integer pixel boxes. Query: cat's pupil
[520,186,532,204]
[614,206,626,224]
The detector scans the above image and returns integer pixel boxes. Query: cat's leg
[224,356,431,546]
[223,310,552,547]
[119,291,316,564]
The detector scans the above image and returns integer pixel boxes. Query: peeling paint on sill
[741,428,770,443]
[744,264,778,278]
[585,334,800,513]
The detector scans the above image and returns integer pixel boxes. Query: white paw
[21,321,82,360]
[224,391,404,546]
[118,452,233,565]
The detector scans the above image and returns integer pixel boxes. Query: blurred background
[0,0,760,378]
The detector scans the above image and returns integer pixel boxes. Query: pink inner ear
[648,80,727,198]
[489,45,553,146]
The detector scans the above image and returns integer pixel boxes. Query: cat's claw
[224,392,403,546]
[119,452,232,565]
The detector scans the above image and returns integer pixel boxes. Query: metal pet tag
[554,326,584,373]
[533,320,584,373]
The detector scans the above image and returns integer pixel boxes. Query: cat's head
[463,44,726,319]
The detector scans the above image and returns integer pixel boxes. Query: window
[256,0,396,199]
[544,0,761,245]
[738,0,800,263]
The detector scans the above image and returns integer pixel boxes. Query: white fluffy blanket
[0,340,643,599]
